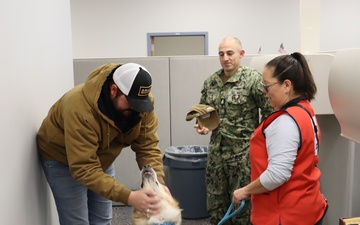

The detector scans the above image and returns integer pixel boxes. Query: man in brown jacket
[37,63,167,225]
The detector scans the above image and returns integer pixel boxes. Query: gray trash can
[163,145,210,219]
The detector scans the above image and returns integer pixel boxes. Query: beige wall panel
[305,53,334,114]
[329,48,360,143]
[154,36,205,56]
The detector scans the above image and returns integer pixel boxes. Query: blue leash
[217,200,246,225]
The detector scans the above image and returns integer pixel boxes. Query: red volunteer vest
[250,100,327,225]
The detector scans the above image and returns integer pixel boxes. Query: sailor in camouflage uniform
[194,37,273,225]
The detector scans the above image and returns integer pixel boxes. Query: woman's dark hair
[265,52,317,101]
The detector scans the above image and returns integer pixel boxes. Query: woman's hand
[232,187,250,204]
[233,179,268,204]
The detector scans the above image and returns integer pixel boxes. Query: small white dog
[132,165,182,225]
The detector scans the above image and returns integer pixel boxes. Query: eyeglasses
[261,81,281,92]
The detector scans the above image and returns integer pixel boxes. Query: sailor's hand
[194,124,209,135]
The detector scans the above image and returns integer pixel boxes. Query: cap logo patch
[138,85,151,96]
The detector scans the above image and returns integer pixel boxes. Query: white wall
[320,0,360,51]
[300,0,321,52]
[0,1,73,225]
[70,0,360,58]
[70,0,301,58]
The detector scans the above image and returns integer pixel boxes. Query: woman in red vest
[232,52,328,225]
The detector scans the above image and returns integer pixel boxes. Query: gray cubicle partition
[73,55,360,224]
[72,55,252,198]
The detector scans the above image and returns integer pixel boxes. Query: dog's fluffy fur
[132,165,182,225]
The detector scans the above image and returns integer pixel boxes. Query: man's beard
[112,95,136,120]
[117,108,136,120]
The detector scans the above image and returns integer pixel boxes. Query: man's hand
[194,124,210,135]
[128,189,162,217]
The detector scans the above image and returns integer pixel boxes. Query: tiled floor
[112,205,211,225]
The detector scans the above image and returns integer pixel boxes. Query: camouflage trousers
[206,145,251,225]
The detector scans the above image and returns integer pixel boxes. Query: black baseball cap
[113,63,154,112]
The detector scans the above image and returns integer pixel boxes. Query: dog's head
[134,165,182,225]
[140,165,160,190]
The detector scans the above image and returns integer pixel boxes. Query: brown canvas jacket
[37,63,164,204]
